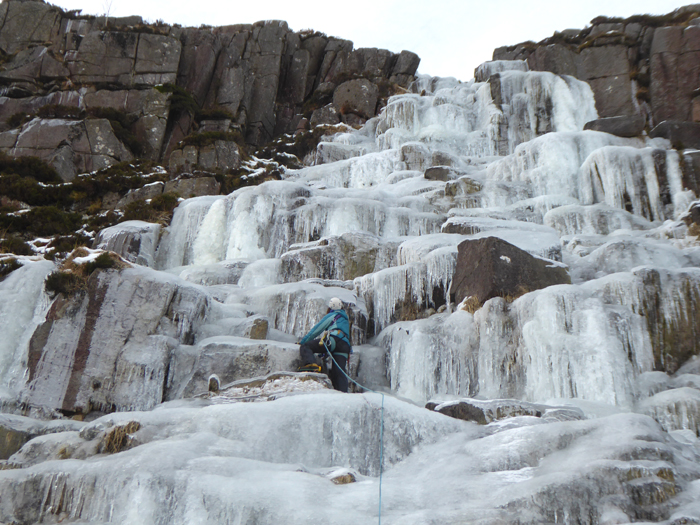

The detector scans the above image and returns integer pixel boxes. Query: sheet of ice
[487,131,646,199]
[155,196,224,269]
[474,60,529,82]
[492,71,598,154]
[378,270,661,406]
[0,260,54,399]
[3,404,695,524]
[545,203,655,236]
[579,146,688,221]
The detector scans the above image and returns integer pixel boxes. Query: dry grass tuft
[100,421,141,454]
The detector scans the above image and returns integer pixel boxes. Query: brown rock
[587,75,636,117]
[527,44,577,76]
[246,318,269,340]
[392,50,421,76]
[584,115,646,137]
[450,236,571,306]
[0,424,31,460]
[578,46,630,79]
[333,79,379,119]
[310,104,340,127]
[650,121,700,150]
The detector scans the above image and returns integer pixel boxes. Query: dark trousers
[300,337,350,393]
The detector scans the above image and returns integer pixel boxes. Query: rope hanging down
[321,338,385,525]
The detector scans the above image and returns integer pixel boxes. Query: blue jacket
[300,309,351,351]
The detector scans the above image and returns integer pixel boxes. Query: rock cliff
[0,0,419,180]
[493,5,700,134]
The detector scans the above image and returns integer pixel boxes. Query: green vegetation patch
[45,250,127,298]
[156,83,199,116]
[0,235,33,255]
[121,192,180,224]
[45,270,84,297]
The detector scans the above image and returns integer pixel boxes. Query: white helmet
[328,297,343,310]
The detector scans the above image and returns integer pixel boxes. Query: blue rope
[321,338,385,525]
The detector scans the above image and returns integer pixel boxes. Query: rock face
[493,6,700,127]
[0,0,420,177]
[650,121,700,150]
[23,268,210,415]
[450,237,571,306]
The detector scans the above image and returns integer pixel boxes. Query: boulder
[169,140,241,173]
[0,414,84,460]
[399,142,431,171]
[116,182,164,209]
[0,420,32,460]
[526,44,578,77]
[426,398,585,425]
[450,236,571,306]
[586,75,636,118]
[310,104,340,127]
[583,115,646,137]
[391,50,421,76]
[424,166,465,181]
[650,121,700,150]
[333,79,379,119]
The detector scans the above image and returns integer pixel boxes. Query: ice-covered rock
[168,337,301,399]
[22,267,210,415]
[92,220,161,267]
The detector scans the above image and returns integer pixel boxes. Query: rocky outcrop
[493,6,700,127]
[0,0,420,178]
[450,237,571,307]
[0,118,133,181]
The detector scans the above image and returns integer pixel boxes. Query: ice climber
[297,297,351,392]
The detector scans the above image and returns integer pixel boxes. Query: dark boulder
[424,166,467,181]
[450,236,570,306]
[650,121,700,150]
[584,115,646,137]
[426,398,584,424]
[333,79,379,119]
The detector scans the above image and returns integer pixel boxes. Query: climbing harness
[321,337,386,525]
